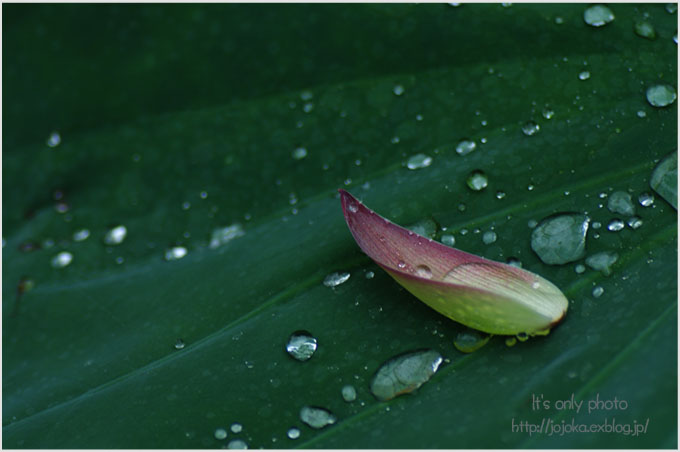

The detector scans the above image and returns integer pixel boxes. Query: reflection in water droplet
[592,286,604,298]
[209,224,245,249]
[406,153,433,170]
[584,5,615,27]
[227,439,248,449]
[286,331,318,361]
[73,229,90,242]
[230,423,243,434]
[466,170,488,191]
[607,191,635,216]
[607,219,625,232]
[586,251,618,276]
[646,84,677,108]
[638,192,655,207]
[415,265,433,279]
[214,428,228,440]
[650,151,677,209]
[370,350,443,401]
[482,231,497,244]
[323,272,350,287]
[522,121,540,136]
[456,139,477,156]
[104,225,127,245]
[454,330,490,353]
[299,406,336,429]
[174,339,185,350]
[634,20,656,39]
[287,427,301,440]
[51,251,73,268]
[530,214,589,265]
[441,234,455,246]
[627,216,643,229]
[341,384,357,402]
[292,147,308,160]
[578,71,591,81]
[164,246,188,261]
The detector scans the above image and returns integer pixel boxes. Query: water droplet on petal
[287,427,301,440]
[466,170,488,191]
[646,84,677,107]
[286,331,318,361]
[607,219,625,232]
[397,260,407,269]
[592,286,605,298]
[164,246,188,261]
[323,271,350,287]
[406,153,433,170]
[227,439,248,449]
[607,191,635,215]
[415,265,433,279]
[530,214,589,265]
[73,229,90,242]
[453,330,490,353]
[585,251,619,276]
[638,192,655,207]
[455,139,477,156]
[369,349,443,401]
[634,20,656,39]
[522,121,540,136]
[341,384,357,402]
[482,231,497,244]
[584,5,615,27]
[292,147,308,160]
[51,251,73,268]
[104,225,127,245]
[348,202,358,213]
[214,428,228,440]
[299,406,336,429]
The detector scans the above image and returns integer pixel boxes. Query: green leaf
[3,3,677,448]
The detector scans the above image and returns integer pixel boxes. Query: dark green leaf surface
[3,3,677,448]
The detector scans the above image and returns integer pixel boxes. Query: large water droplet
[638,192,655,207]
[584,5,615,27]
[646,84,677,107]
[607,219,625,232]
[466,170,488,191]
[292,147,308,160]
[209,224,245,249]
[214,428,228,440]
[607,191,635,216]
[650,151,677,209]
[104,225,127,245]
[51,251,73,268]
[286,331,318,361]
[227,439,248,449]
[585,251,618,276]
[73,229,90,242]
[287,427,301,440]
[455,139,477,156]
[323,271,350,287]
[634,20,656,39]
[482,231,497,244]
[453,329,490,353]
[341,384,357,402]
[415,265,433,279]
[369,349,443,401]
[299,406,336,429]
[164,246,188,261]
[530,214,589,265]
[406,153,433,170]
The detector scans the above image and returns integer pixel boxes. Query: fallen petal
[339,190,568,335]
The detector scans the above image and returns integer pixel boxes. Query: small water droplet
[406,153,433,170]
[391,136,400,144]
[507,257,522,268]
[607,219,625,232]
[542,108,555,119]
[209,224,245,249]
[303,102,314,113]
[227,439,248,449]
[104,225,127,245]
[341,384,357,402]
[458,203,467,212]
[286,331,318,361]
[292,147,308,160]
[455,139,477,156]
[666,3,678,13]
[578,71,591,81]
[397,260,406,269]
[323,271,350,287]
[527,184,535,191]
[300,90,313,101]
[646,84,677,107]
[584,5,615,27]
[299,406,336,429]
[575,263,586,274]
[586,251,619,276]
[415,265,433,279]
[634,20,656,39]
[73,229,90,242]
[165,246,188,261]
[287,427,301,440]
[466,170,488,191]
[174,339,185,350]
[365,271,375,279]
[46,131,61,147]
[531,214,589,264]
[482,231,497,244]
[638,192,655,207]
[214,428,228,440]
[199,191,208,199]
[527,219,538,229]
[230,423,243,434]
[592,286,605,298]
[441,234,455,246]
[627,216,643,229]
[522,121,540,136]
[393,84,405,96]
[453,330,490,353]
[51,251,73,268]
[607,191,635,216]
[495,191,506,200]
[592,221,602,229]
[369,349,443,401]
